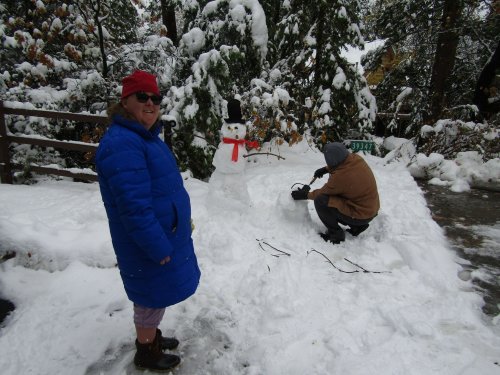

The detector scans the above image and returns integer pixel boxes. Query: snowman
[209,99,259,205]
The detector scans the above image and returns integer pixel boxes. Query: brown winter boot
[134,334,180,372]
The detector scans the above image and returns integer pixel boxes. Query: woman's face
[122,92,161,129]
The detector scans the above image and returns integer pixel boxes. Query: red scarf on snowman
[222,138,260,162]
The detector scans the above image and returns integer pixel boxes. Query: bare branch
[258,242,279,257]
[257,239,291,257]
[244,152,285,160]
[262,240,291,256]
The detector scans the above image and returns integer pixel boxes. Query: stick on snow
[308,249,390,274]
[256,239,291,257]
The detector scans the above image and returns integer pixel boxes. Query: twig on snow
[343,258,390,274]
[308,248,358,273]
[256,239,291,257]
[308,249,391,274]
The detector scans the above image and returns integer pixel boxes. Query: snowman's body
[209,121,250,204]
[212,122,248,173]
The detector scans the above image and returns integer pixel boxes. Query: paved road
[419,182,500,317]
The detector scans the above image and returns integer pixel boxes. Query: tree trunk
[427,0,463,122]
[95,13,108,77]
[90,0,108,78]
[473,40,500,115]
[161,0,178,46]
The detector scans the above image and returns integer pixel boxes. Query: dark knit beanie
[324,142,349,168]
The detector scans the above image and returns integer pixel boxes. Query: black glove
[291,185,310,200]
[314,167,328,178]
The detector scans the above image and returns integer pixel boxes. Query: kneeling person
[291,142,380,244]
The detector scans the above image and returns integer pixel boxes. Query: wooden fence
[0,101,107,184]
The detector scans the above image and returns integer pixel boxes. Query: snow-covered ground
[0,141,499,375]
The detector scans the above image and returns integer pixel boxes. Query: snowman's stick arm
[243,152,285,160]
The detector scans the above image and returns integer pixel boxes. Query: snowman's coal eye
[235,126,239,130]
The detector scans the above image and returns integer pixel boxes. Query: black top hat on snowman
[224,98,246,124]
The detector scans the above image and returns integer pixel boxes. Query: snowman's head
[221,122,247,140]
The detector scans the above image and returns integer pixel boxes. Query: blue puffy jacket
[95,115,200,308]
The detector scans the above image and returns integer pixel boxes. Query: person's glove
[291,185,310,200]
[314,167,328,178]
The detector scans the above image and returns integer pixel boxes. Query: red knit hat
[121,70,160,99]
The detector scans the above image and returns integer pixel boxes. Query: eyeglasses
[135,92,162,105]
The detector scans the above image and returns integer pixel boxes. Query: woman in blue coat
[95,70,200,372]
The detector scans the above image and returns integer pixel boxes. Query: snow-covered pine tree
[272,0,376,146]
[1,0,79,106]
[164,0,269,179]
[62,0,142,111]
[259,0,284,47]
[361,0,435,137]
[234,0,301,149]
[0,0,141,111]
[363,0,499,137]
[0,0,142,179]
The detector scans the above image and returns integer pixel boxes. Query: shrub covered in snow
[382,118,500,192]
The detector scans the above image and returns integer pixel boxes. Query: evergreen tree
[0,0,79,100]
[73,0,139,78]
[260,0,284,48]
[0,0,141,110]
[271,0,376,146]
[0,0,142,178]
[163,0,269,179]
[363,0,500,136]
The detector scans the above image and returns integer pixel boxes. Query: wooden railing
[0,101,107,183]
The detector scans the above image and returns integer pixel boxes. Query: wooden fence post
[0,101,13,184]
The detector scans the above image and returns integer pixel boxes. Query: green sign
[349,140,375,153]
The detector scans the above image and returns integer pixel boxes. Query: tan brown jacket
[308,153,380,219]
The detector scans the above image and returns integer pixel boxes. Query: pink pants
[133,304,166,328]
